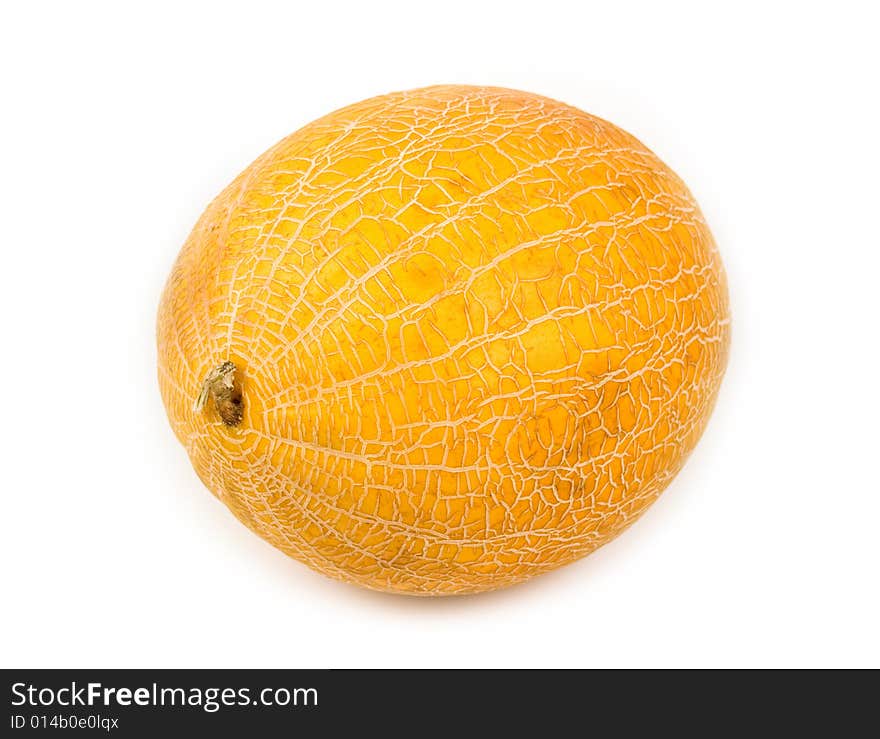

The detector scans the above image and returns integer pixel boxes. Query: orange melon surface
[157,85,730,595]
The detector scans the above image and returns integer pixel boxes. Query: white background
[2,1,878,668]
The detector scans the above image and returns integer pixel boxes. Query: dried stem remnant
[194,361,243,426]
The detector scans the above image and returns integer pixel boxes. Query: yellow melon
[157,85,730,595]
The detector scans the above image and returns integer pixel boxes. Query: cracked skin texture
[157,85,730,595]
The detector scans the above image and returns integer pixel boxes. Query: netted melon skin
[157,85,730,595]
